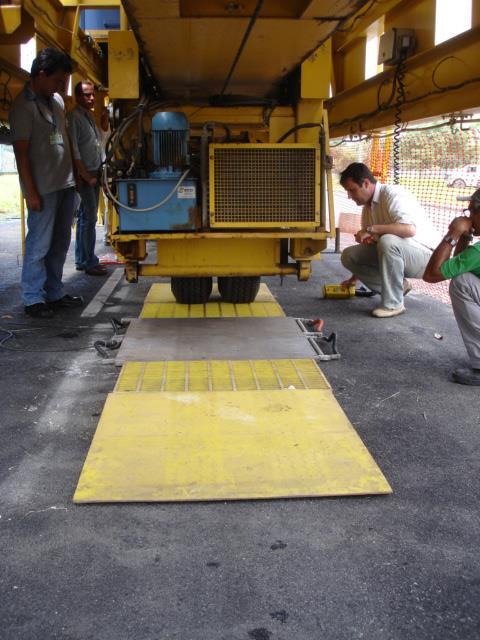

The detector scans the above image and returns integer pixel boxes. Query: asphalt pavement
[0,218,479,640]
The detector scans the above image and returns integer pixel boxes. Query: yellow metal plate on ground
[74,389,391,503]
[115,359,331,392]
[141,283,284,318]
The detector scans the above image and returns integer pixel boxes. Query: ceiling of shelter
[121,0,368,101]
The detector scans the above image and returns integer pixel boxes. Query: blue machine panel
[117,179,197,232]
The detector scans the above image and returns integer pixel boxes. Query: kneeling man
[423,190,480,386]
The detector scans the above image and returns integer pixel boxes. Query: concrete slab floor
[0,219,479,640]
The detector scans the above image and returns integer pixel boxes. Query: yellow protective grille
[115,359,330,392]
[209,144,320,227]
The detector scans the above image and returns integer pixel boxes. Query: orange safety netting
[328,122,480,304]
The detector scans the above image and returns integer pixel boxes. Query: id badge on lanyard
[49,131,64,145]
[36,99,64,145]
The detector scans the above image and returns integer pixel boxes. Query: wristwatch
[443,234,457,247]
[366,225,374,234]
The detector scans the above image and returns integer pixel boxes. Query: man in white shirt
[340,162,438,318]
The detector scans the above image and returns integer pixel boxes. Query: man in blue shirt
[9,48,83,318]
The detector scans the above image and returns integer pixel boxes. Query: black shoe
[85,265,108,276]
[47,294,84,309]
[355,285,377,298]
[75,265,84,271]
[450,367,480,386]
[25,303,54,318]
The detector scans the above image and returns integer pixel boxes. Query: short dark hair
[340,162,377,187]
[470,188,480,210]
[31,48,73,78]
[74,80,94,98]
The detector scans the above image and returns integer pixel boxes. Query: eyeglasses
[82,92,95,98]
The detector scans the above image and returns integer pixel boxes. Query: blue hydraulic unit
[117,112,197,232]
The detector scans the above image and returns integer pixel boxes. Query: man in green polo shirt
[423,189,480,386]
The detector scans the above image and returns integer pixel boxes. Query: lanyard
[35,97,57,130]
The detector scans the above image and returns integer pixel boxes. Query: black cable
[393,57,406,184]
[219,0,264,97]
[431,55,463,90]
[0,323,114,353]
[276,122,323,143]
[329,74,480,131]
[300,0,379,68]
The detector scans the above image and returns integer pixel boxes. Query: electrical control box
[378,28,415,66]
[117,179,198,232]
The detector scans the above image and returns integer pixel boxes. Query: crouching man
[423,189,480,386]
[339,163,438,318]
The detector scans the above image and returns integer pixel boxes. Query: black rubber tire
[218,276,261,303]
[171,277,213,304]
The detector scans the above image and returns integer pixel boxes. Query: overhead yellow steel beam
[0,5,22,34]
[59,0,120,5]
[327,26,480,137]
[20,0,104,84]
[332,0,408,52]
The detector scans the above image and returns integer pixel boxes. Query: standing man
[340,162,438,318]
[68,80,109,276]
[423,190,480,386]
[9,48,83,318]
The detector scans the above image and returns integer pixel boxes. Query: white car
[445,165,480,188]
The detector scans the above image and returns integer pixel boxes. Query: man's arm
[423,217,473,283]
[12,141,41,211]
[367,222,416,238]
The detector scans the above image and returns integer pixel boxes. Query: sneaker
[25,302,54,318]
[371,305,405,318]
[85,265,108,276]
[75,265,84,271]
[450,368,480,386]
[403,279,413,296]
[47,294,84,309]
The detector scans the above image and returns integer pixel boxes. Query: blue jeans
[75,180,100,270]
[22,187,75,306]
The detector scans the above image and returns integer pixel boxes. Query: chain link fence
[329,121,480,303]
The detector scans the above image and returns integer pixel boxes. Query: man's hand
[25,191,42,211]
[341,275,358,287]
[448,216,473,238]
[80,170,97,187]
[354,229,374,244]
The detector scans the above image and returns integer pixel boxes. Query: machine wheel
[171,277,213,304]
[452,178,466,188]
[218,276,261,303]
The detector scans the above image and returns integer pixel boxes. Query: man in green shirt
[424,189,480,385]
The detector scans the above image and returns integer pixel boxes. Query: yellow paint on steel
[73,389,392,503]
[108,30,139,99]
[0,6,22,34]
[140,283,285,318]
[115,359,331,393]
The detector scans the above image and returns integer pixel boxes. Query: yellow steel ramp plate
[74,389,392,503]
[115,358,331,392]
[141,283,284,318]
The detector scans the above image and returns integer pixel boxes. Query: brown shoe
[450,368,480,386]
[85,265,108,276]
